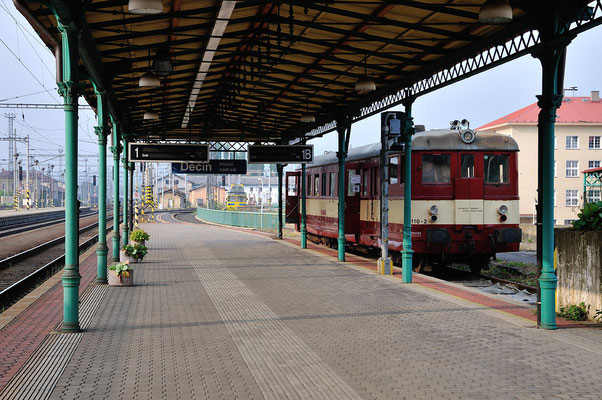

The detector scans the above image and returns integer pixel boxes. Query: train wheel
[468,255,491,275]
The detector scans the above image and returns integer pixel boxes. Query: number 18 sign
[247,145,313,164]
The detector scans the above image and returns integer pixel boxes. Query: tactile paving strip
[184,243,362,400]
[0,284,107,400]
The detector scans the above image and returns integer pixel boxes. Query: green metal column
[110,120,121,261]
[336,122,349,262]
[122,139,129,246]
[300,163,307,249]
[534,4,570,330]
[277,164,283,239]
[402,99,415,283]
[57,20,81,332]
[129,163,134,232]
[94,88,108,283]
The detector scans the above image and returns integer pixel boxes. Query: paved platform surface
[1,217,601,399]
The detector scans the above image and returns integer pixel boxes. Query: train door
[345,169,361,236]
[454,153,484,225]
[285,171,300,224]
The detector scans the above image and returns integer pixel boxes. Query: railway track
[0,208,99,238]
[0,215,116,311]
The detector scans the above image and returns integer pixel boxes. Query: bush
[596,309,602,323]
[122,244,148,260]
[572,201,602,231]
[109,261,132,278]
[130,229,150,241]
[557,302,590,321]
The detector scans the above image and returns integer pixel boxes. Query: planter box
[557,229,602,320]
[120,252,138,263]
[108,269,134,286]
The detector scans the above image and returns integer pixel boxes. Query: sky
[0,1,601,180]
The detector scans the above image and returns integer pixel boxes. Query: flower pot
[120,252,137,263]
[131,239,145,246]
[108,269,134,286]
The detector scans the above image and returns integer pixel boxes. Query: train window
[307,175,312,196]
[321,174,327,196]
[373,168,379,196]
[460,155,475,178]
[362,169,368,196]
[422,154,451,183]
[484,154,509,183]
[330,172,335,196]
[287,176,297,196]
[389,156,399,184]
[314,174,320,196]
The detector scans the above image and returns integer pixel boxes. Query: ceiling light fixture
[153,49,174,76]
[143,111,160,121]
[128,0,163,15]
[139,50,161,87]
[355,54,375,92]
[478,0,513,24]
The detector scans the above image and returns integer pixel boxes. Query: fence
[197,207,283,230]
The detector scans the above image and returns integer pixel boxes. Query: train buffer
[1,217,601,399]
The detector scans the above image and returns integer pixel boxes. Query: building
[479,91,602,225]
[188,185,228,207]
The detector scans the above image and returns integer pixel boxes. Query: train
[285,124,521,274]
[225,184,248,210]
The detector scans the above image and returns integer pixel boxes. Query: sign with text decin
[128,143,209,163]
[248,145,314,164]
[172,160,247,175]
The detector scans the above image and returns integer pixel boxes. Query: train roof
[308,129,518,168]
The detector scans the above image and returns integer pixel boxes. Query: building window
[589,160,601,169]
[565,160,579,177]
[554,161,557,177]
[564,219,576,225]
[565,190,579,207]
[589,136,601,149]
[586,190,601,203]
[566,136,579,149]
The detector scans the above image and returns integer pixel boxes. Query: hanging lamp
[139,49,161,88]
[478,0,513,24]
[128,0,163,15]
[300,97,315,122]
[355,54,375,92]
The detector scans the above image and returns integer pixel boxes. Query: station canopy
[22,0,602,144]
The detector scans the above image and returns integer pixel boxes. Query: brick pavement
[2,219,602,399]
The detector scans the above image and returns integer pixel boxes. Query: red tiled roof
[478,96,602,130]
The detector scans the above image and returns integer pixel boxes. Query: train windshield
[484,154,509,183]
[422,154,451,183]
[460,155,475,178]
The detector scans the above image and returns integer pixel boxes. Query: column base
[337,237,345,262]
[401,247,414,283]
[301,229,307,249]
[58,322,81,333]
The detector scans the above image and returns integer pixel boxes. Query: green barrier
[197,207,283,229]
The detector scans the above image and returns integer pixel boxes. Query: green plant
[595,309,602,323]
[572,201,602,231]
[557,302,590,321]
[122,244,148,260]
[109,261,132,279]
[130,229,150,241]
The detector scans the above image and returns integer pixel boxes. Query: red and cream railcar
[285,129,522,273]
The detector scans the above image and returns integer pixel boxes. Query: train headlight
[498,205,508,215]
[460,129,476,144]
[429,205,439,215]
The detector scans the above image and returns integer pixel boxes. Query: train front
[409,123,521,273]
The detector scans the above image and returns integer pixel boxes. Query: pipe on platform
[94,87,108,283]
[401,98,415,283]
[111,119,121,261]
[301,163,307,249]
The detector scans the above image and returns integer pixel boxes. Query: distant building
[479,91,602,225]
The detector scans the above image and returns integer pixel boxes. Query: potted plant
[130,229,150,246]
[120,244,148,263]
[108,261,134,286]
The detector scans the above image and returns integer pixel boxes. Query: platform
[1,217,601,399]
[0,207,66,218]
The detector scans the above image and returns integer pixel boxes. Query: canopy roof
[20,0,602,144]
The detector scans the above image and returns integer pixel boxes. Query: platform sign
[248,145,313,164]
[128,143,209,163]
[172,160,247,175]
